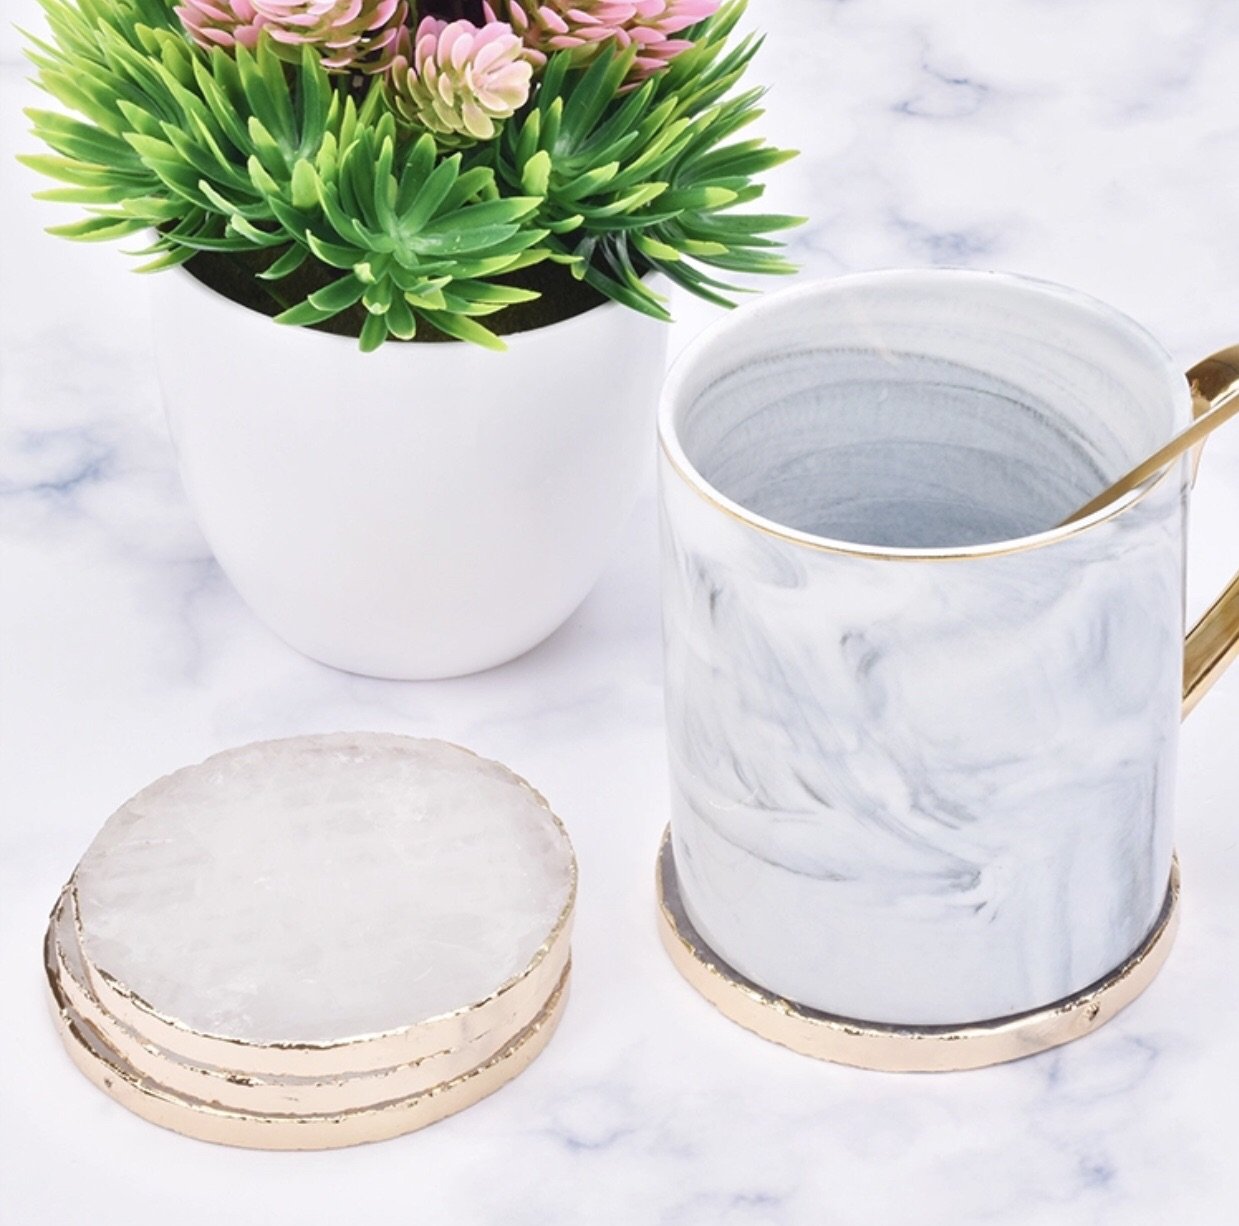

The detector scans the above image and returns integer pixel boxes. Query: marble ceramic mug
[658,270,1238,1028]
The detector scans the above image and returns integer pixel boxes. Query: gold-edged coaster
[45,926,570,1150]
[47,889,566,1116]
[72,876,575,1079]
[45,734,578,1145]
[655,829,1180,1072]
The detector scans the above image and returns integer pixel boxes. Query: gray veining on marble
[659,271,1192,1024]
[663,464,1186,1023]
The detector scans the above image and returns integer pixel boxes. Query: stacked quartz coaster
[43,733,576,1149]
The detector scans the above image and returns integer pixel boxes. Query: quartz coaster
[45,734,577,1146]
[45,926,570,1150]
[48,890,563,1115]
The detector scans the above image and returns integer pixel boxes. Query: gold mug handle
[1182,345,1239,717]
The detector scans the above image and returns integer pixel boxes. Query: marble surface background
[1,1,1236,1222]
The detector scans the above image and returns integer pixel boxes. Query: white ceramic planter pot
[151,267,668,679]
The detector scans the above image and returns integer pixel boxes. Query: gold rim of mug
[46,891,560,1116]
[655,829,1180,1072]
[45,930,571,1151]
[68,738,578,1078]
[658,432,1184,564]
[656,270,1193,563]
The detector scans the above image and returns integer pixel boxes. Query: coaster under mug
[656,830,1180,1072]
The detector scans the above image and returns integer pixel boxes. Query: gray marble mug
[658,270,1237,1032]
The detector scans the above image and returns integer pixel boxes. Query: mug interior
[663,272,1188,551]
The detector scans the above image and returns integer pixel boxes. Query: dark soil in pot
[184,246,614,343]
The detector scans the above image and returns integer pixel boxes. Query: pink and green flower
[503,1,720,82]
[176,0,409,73]
[387,15,534,141]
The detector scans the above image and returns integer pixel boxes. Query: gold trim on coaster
[47,892,551,1116]
[655,829,1180,1072]
[74,880,573,1077]
[68,742,577,1078]
[45,927,570,1151]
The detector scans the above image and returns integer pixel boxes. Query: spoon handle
[1059,345,1239,527]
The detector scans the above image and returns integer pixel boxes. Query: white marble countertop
[2,2,1237,1222]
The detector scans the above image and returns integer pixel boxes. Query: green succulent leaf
[496,1,801,319]
[21,0,799,348]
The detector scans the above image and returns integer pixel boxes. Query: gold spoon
[1059,345,1239,526]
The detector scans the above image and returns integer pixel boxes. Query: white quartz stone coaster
[72,734,576,1046]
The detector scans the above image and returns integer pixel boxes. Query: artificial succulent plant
[23,0,801,349]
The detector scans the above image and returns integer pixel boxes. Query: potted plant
[23,0,799,678]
